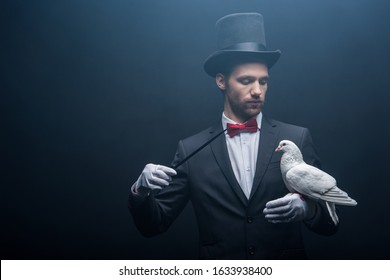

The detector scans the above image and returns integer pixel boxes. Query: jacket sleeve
[300,128,339,236]
[128,140,190,237]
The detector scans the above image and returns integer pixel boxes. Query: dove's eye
[282,143,286,146]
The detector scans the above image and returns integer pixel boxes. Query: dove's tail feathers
[326,201,339,226]
[322,196,357,206]
[336,198,357,206]
[322,187,358,206]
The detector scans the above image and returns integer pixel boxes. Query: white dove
[275,140,357,225]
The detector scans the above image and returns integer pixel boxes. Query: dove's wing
[285,163,336,199]
[286,163,357,205]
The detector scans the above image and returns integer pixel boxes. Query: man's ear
[215,73,226,90]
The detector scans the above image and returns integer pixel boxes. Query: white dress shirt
[222,113,262,199]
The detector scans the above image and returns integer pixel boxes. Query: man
[128,13,337,259]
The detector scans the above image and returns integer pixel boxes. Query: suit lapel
[209,124,248,207]
[249,117,279,200]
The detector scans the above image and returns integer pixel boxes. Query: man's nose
[251,82,262,96]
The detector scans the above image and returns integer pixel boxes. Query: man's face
[216,62,269,123]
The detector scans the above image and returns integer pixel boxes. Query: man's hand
[134,164,177,194]
[263,193,316,223]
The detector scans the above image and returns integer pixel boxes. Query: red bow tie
[226,118,258,137]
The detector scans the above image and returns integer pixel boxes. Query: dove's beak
[275,146,281,152]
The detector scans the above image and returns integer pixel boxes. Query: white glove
[134,164,177,193]
[263,193,315,223]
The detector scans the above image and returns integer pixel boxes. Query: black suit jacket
[129,116,337,259]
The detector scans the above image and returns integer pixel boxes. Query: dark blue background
[1,0,389,259]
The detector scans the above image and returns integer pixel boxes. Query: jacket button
[247,216,253,223]
[248,246,256,256]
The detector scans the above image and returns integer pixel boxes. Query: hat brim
[203,50,281,77]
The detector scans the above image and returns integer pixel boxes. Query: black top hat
[203,13,281,77]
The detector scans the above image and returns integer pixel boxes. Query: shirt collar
[222,112,262,130]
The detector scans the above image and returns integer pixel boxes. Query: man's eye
[259,79,268,85]
[240,79,251,85]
